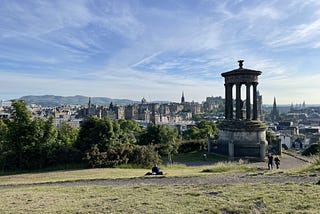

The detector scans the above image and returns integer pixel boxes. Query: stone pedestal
[213,120,268,159]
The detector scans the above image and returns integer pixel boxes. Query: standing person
[274,156,280,169]
[267,153,274,170]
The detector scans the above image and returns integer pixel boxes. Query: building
[210,60,268,159]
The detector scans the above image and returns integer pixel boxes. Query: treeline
[0,100,218,171]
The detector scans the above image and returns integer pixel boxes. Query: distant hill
[18,95,139,106]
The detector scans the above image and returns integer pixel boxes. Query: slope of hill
[19,95,138,106]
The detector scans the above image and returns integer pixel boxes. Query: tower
[271,97,280,122]
[181,91,185,104]
[211,60,268,159]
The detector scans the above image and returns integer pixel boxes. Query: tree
[266,130,277,144]
[138,123,179,162]
[117,119,141,144]
[183,120,218,140]
[3,100,61,169]
[6,100,33,169]
[0,119,8,151]
[0,119,9,170]
[139,123,161,145]
[76,116,116,153]
[57,122,78,146]
[118,119,141,133]
[26,117,58,168]
[158,125,179,164]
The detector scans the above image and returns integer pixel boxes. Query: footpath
[250,153,311,170]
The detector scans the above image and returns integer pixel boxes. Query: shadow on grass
[0,163,88,177]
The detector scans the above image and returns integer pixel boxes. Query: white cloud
[268,18,320,48]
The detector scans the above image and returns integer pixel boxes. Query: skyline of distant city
[1,94,317,106]
[1,1,320,104]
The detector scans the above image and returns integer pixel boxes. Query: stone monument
[212,60,268,159]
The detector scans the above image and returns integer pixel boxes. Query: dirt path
[250,153,310,170]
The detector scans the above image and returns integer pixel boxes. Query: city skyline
[1,0,320,104]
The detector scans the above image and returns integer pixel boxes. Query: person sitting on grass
[151,164,163,175]
[145,164,164,175]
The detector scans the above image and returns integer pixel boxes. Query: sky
[1,0,320,104]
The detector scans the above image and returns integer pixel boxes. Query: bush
[302,142,320,156]
[84,144,161,168]
[46,145,82,167]
[178,140,207,153]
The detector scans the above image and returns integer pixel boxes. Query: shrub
[84,144,161,168]
[302,142,320,156]
[178,140,207,153]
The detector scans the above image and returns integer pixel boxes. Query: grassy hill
[0,158,319,213]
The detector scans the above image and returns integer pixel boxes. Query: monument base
[210,120,268,160]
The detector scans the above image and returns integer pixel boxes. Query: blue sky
[1,0,320,104]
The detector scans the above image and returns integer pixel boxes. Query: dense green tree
[139,123,161,145]
[266,130,277,144]
[0,119,8,150]
[6,100,34,169]
[76,116,116,153]
[118,119,141,133]
[25,117,58,169]
[158,125,179,163]
[183,120,218,140]
[138,123,179,162]
[57,122,78,146]
[0,100,66,170]
[117,119,141,144]
[183,126,201,140]
[0,119,9,169]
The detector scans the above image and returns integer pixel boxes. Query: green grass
[168,151,227,163]
[0,156,319,213]
[0,164,253,187]
[201,161,256,173]
[0,182,319,213]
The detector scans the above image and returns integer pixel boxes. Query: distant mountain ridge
[19,95,139,106]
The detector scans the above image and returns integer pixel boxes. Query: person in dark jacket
[274,156,280,169]
[267,153,274,170]
[151,164,163,175]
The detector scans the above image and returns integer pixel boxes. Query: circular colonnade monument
[210,60,268,159]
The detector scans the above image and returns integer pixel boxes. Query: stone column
[236,83,241,119]
[224,84,228,119]
[246,83,251,120]
[252,83,258,120]
[225,83,233,119]
[228,84,233,119]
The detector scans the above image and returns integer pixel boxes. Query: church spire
[88,97,91,108]
[271,97,279,122]
[273,97,277,108]
[181,91,185,104]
